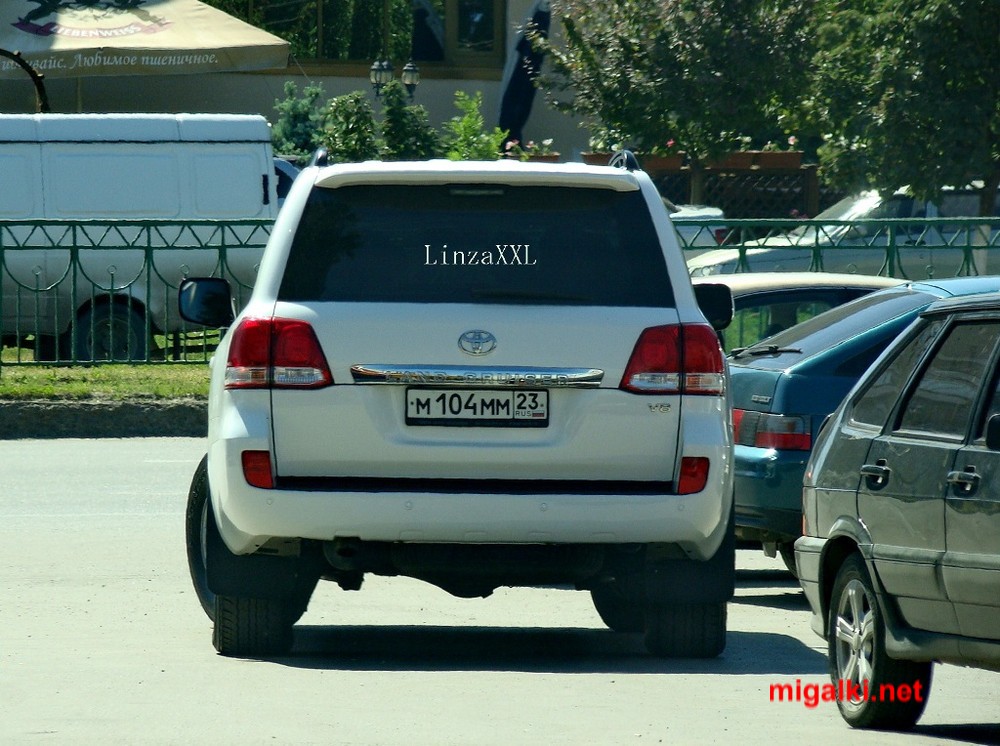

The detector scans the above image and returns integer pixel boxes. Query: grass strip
[0,362,210,400]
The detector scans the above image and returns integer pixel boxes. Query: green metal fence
[0,219,271,365]
[682,217,1000,279]
[1,216,998,366]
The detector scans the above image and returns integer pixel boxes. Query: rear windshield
[278,184,674,307]
[732,287,935,367]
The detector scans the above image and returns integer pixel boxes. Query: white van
[0,113,278,360]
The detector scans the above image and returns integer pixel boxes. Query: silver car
[688,187,1000,279]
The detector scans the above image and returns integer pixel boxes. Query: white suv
[180,155,735,658]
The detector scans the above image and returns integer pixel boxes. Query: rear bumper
[733,444,807,542]
[211,470,732,557]
[206,387,732,558]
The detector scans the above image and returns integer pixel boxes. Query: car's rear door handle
[946,466,980,495]
[860,459,891,489]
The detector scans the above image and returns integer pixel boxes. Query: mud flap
[204,499,321,602]
[644,509,735,605]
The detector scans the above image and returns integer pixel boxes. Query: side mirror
[179,277,235,328]
[986,414,1000,451]
[694,283,734,332]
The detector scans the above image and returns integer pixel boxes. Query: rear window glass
[732,288,934,367]
[279,184,674,307]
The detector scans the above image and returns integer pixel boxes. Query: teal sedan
[729,276,1000,573]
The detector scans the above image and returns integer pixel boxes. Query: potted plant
[580,129,624,165]
[505,138,561,162]
[707,134,755,169]
[755,135,803,169]
[640,138,686,171]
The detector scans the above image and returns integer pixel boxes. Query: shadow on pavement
[275,625,827,676]
[911,723,1000,745]
[733,590,810,611]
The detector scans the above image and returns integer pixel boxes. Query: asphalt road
[2,438,999,745]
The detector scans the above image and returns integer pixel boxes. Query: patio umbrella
[498,0,550,147]
[0,0,288,80]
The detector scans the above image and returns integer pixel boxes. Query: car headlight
[689,265,720,277]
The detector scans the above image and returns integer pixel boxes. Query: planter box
[639,153,685,171]
[581,152,614,166]
[708,151,756,169]
[755,151,803,169]
[524,154,562,163]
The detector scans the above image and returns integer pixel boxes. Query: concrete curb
[0,398,207,439]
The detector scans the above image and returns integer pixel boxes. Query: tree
[441,91,508,160]
[808,0,1000,215]
[380,80,442,160]
[271,81,326,159]
[536,0,816,162]
[318,92,381,163]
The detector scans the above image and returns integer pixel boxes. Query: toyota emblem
[458,330,497,356]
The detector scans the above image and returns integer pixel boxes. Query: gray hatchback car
[796,292,1000,729]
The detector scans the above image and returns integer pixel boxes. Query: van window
[279,184,675,307]
[193,151,265,218]
[0,151,38,218]
[46,148,182,218]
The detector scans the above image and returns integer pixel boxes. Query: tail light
[242,450,274,489]
[733,409,811,451]
[619,323,725,395]
[225,317,333,389]
[713,227,730,245]
[678,456,710,494]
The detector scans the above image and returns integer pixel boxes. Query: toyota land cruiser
[180,154,735,658]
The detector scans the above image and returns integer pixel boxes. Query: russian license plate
[406,388,548,427]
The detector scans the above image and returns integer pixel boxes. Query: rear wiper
[730,344,803,359]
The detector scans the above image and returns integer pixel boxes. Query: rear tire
[185,456,215,621]
[74,303,149,361]
[213,595,296,657]
[828,554,932,729]
[590,583,644,633]
[644,602,727,658]
[32,334,69,362]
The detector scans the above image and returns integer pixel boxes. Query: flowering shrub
[505,138,558,159]
[761,135,800,152]
[652,138,683,155]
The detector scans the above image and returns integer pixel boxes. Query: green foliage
[442,91,508,161]
[806,0,1000,213]
[202,0,317,58]
[380,80,442,160]
[537,0,817,163]
[204,0,412,61]
[318,92,381,163]
[271,81,326,159]
[320,0,355,59]
[346,0,413,60]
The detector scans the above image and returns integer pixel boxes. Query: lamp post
[368,58,394,99]
[401,60,420,101]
